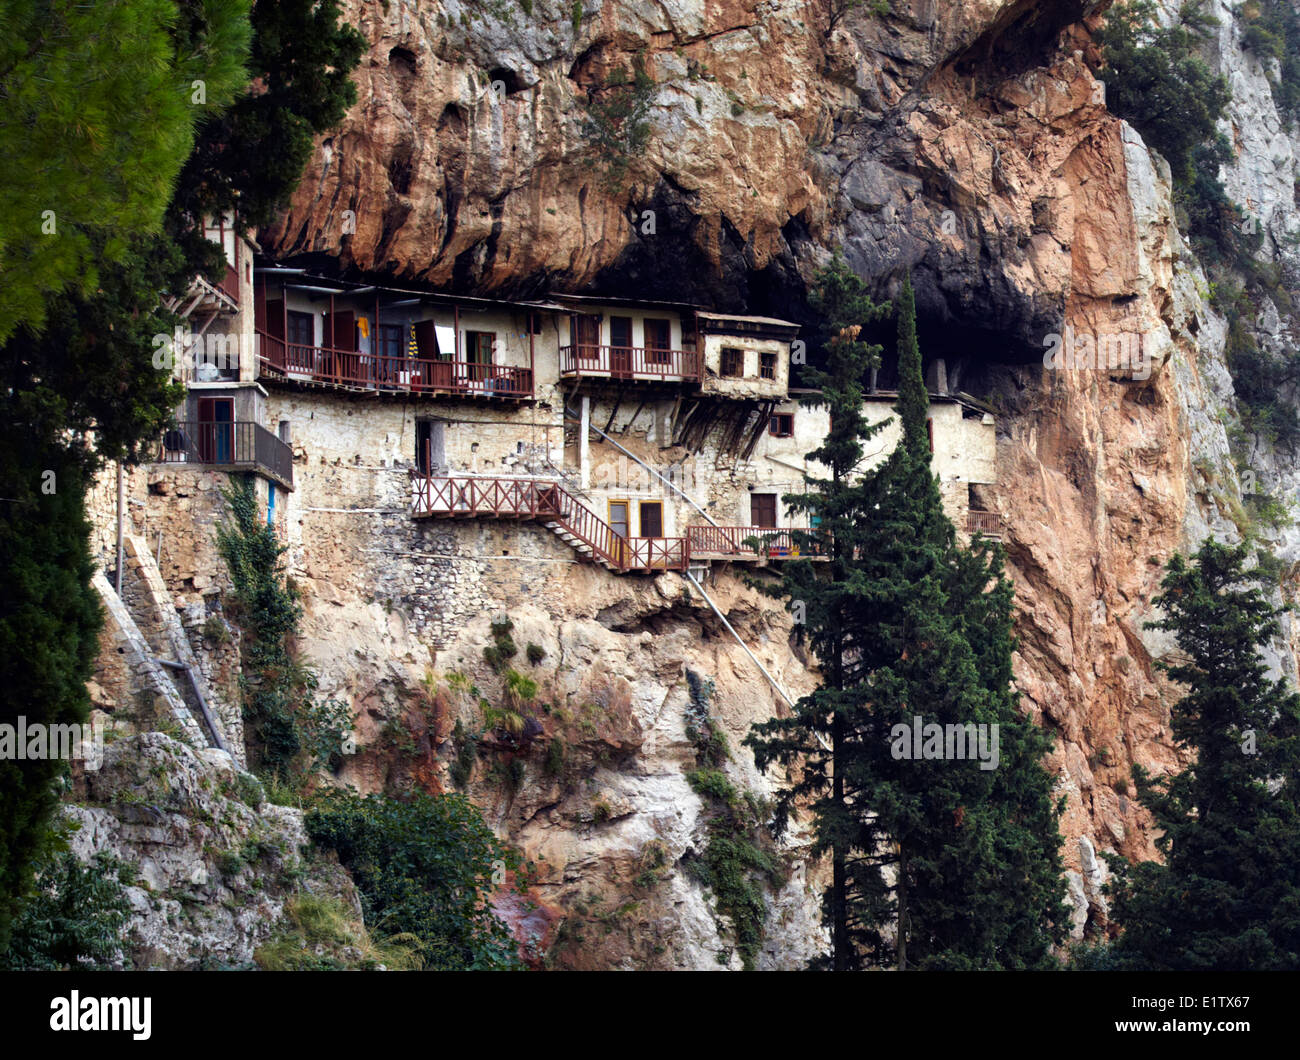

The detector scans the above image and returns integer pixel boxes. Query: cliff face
[237,0,1300,955]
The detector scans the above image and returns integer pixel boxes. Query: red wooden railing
[967,510,1003,536]
[219,263,239,304]
[686,525,822,556]
[257,329,532,398]
[411,470,687,572]
[559,344,699,381]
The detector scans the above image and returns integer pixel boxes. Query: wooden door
[196,397,234,464]
[575,314,601,364]
[610,316,633,377]
[751,493,777,528]
[263,299,285,370]
[329,310,356,350]
[645,318,672,365]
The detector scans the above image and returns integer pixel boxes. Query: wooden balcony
[559,344,699,383]
[967,510,1003,537]
[686,525,825,559]
[257,330,533,399]
[157,421,293,489]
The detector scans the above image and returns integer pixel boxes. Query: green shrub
[681,672,784,969]
[232,771,266,809]
[306,791,523,970]
[0,850,131,970]
[1097,2,1229,186]
[581,55,655,188]
[483,618,518,672]
[687,768,739,806]
[449,719,479,788]
[544,735,567,779]
[215,849,246,879]
[1238,0,1300,127]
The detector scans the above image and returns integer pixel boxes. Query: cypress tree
[749,268,1066,969]
[745,252,891,969]
[1108,540,1300,969]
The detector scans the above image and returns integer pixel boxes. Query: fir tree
[1109,540,1300,969]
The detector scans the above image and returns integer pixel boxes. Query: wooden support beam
[602,385,625,438]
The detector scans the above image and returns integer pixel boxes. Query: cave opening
[487,66,525,95]
[848,309,1043,400]
[388,46,418,78]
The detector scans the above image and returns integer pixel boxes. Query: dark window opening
[416,420,446,474]
[378,323,405,360]
[610,316,633,349]
[195,397,234,463]
[465,330,495,365]
[286,310,314,348]
[721,347,744,378]
[769,413,794,438]
[640,501,663,538]
[760,352,777,380]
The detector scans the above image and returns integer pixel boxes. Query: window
[378,324,405,360]
[639,501,663,538]
[286,310,314,348]
[751,493,777,528]
[645,319,672,364]
[608,500,630,538]
[926,418,934,453]
[769,413,794,438]
[760,351,777,380]
[465,330,495,364]
[720,347,744,378]
[277,420,291,443]
[267,483,276,526]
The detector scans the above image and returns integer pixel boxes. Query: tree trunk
[897,844,908,971]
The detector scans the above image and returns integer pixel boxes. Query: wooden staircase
[411,473,687,573]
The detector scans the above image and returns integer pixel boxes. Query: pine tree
[1109,540,1300,969]
[0,0,252,345]
[0,0,363,949]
